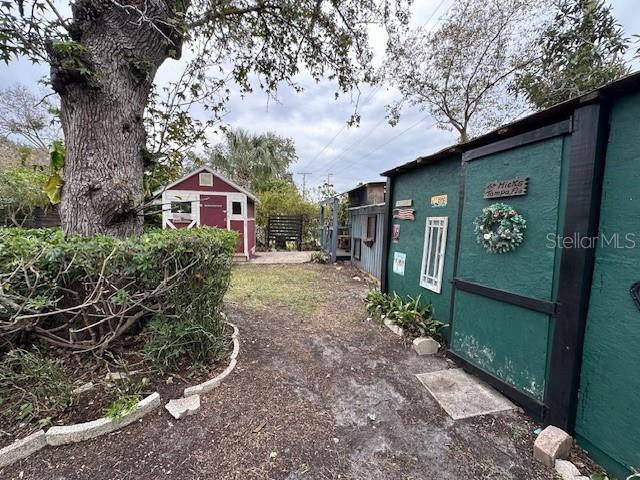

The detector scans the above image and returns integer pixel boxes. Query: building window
[420,217,448,293]
[364,215,377,246]
[231,201,242,216]
[353,238,362,260]
[171,201,192,222]
[199,172,213,186]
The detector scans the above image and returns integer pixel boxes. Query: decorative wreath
[474,203,526,254]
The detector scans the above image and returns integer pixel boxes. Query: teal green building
[380,73,640,478]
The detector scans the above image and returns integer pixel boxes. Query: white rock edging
[182,322,239,397]
[46,392,160,446]
[413,337,440,355]
[383,318,404,336]
[1,321,239,468]
[165,395,201,419]
[0,430,47,468]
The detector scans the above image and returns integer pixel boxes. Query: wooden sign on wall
[484,177,529,199]
[395,199,413,207]
[431,194,448,208]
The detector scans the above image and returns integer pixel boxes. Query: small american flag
[393,208,415,221]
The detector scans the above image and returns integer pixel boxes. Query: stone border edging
[183,322,239,397]
[1,320,239,469]
[0,393,160,469]
[0,430,47,469]
[46,392,161,446]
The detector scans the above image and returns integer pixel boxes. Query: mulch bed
[0,327,232,449]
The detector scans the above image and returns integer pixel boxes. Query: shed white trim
[420,216,448,294]
[152,166,259,203]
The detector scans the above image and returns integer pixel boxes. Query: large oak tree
[0,0,409,237]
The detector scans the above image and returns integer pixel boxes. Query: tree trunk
[49,0,179,237]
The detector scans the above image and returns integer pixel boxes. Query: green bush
[310,250,330,264]
[0,348,73,428]
[0,227,238,353]
[363,290,445,341]
[0,166,50,226]
[144,313,228,373]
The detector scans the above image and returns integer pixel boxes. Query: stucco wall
[575,92,640,478]
[386,155,461,324]
[451,135,571,402]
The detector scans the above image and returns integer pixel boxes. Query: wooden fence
[266,215,303,251]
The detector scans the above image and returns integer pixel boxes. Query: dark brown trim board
[463,119,572,162]
[380,177,393,293]
[546,103,609,430]
[452,279,559,316]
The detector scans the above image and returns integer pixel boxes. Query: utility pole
[326,173,333,186]
[296,172,312,200]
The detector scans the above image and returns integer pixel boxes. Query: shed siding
[386,155,461,324]
[171,173,238,192]
[451,136,570,402]
[574,92,640,478]
[350,206,385,279]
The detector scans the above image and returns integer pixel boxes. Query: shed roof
[153,166,259,202]
[342,181,386,195]
[381,71,640,177]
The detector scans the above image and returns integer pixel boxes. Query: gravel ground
[1,263,556,480]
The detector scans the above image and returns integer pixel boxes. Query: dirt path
[1,264,555,480]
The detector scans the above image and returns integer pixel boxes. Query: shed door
[450,134,569,408]
[200,194,227,228]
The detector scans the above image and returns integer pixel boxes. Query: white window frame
[199,172,213,186]
[227,193,246,220]
[420,216,448,293]
[161,191,200,229]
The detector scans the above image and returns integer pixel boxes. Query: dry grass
[226,264,328,315]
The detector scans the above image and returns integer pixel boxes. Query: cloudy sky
[1,0,639,195]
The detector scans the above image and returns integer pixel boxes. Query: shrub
[0,348,73,428]
[0,227,238,353]
[310,251,330,264]
[363,290,445,341]
[144,313,228,373]
[0,166,50,226]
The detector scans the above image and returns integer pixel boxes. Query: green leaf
[49,140,65,172]
[43,172,64,204]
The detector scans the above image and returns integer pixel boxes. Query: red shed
[156,167,258,260]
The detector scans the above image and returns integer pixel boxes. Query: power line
[420,0,449,29]
[332,116,435,177]
[320,1,451,175]
[303,84,382,168]
[321,116,387,173]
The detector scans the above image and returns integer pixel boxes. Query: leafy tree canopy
[207,128,296,193]
[513,0,629,110]
[384,0,542,143]
[0,0,411,185]
[0,165,50,226]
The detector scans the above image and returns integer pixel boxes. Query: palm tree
[207,129,296,192]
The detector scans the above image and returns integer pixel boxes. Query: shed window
[199,172,213,186]
[420,217,448,293]
[231,201,242,216]
[353,238,362,260]
[171,201,192,221]
[365,215,377,246]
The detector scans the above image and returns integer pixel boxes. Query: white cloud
[1,0,638,194]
